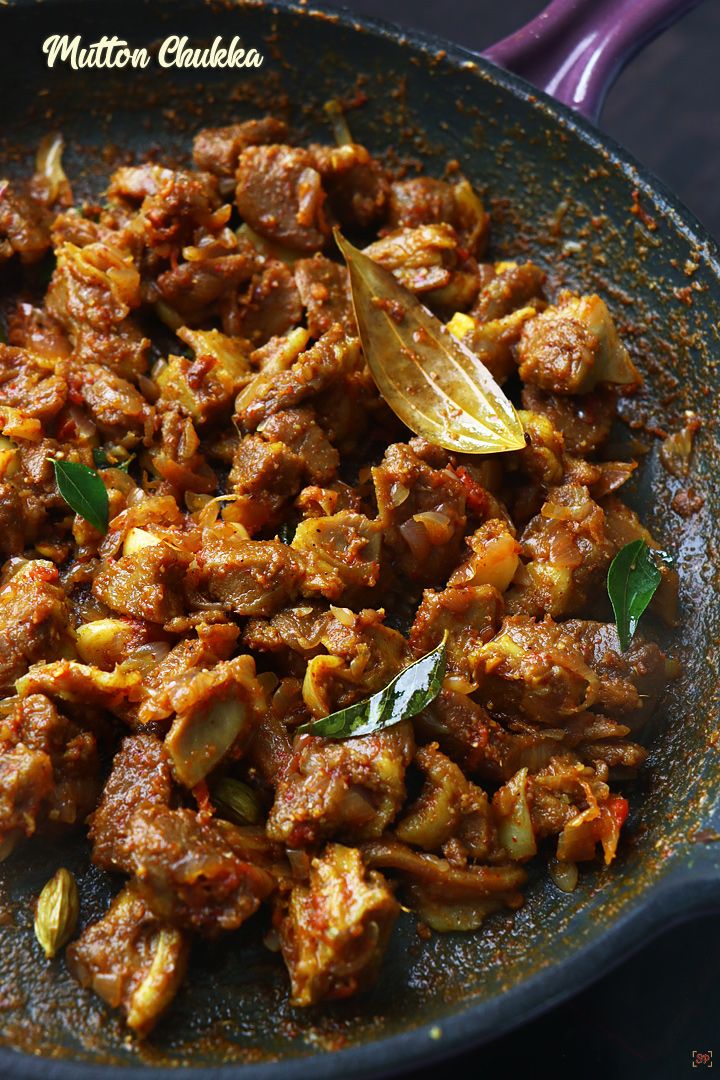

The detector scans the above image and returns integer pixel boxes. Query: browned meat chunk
[0,345,67,422]
[517,294,640,395]
[471,261,546,321]
[191,536,304,617]
[521,383,617,456]
[122,807,277,933]
[7,303,71,360]
[372,442,467,585]
[193,117,289,177]
[310,142,389,228]
[93,543,191,625]
[0,692,99,855]
[387,177,457,230]
[387,177,489,257]
[0,180,50,263]
[560,619,675,721]
[229,435,306,534]
[395,744,499,861]
[46,240,149,379]
[276,843,399,1006]
[238,325,360,432]
[474,615,601,724]
[223,259,302,346]
[506,481,615,618]
[409,584,502,683]
[414,689,493,774]
[10,692,99,827]
[0,743,52,853]
[89,733,174,872]
[229,406,339,534]
[67,883,189,1038]
[78,363,151,437]
[235,145,329,252]
[294,255,354,338]
[111,165,224,258]
[156,252,255,325]
[0,561,74,692]
[268,722,414,847]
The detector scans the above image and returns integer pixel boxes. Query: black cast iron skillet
[0,1,719,1076]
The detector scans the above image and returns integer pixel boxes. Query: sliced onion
[549,857,578,893]
[496,767,537,861]
[119,641,171,674]
[329,604,356,627]
[413,511,454,544]
[541,495,592,522]
[399,517,431,562]
[34,132,71,205]
[443,674,478,695]
[286,848,311,880]
[389,481,410,507]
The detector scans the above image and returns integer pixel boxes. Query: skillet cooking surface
[0,1,719,1075]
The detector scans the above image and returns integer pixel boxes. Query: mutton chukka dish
[0,113,678,1037]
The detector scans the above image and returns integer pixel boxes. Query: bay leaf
[335,230,526,454]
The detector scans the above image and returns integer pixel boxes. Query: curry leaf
[607,539,662,651]
[93,447,134,472]
[335,230,526,455]
[298,631,448,739]
[52,459,109,534]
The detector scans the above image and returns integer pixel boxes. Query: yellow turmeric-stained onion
[389,481,410,507]
[541,494,593,522]
[549,857,578,893]
[329,604,356,628]
[413,511,454,545]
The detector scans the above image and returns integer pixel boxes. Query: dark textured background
[339,2,720,1076]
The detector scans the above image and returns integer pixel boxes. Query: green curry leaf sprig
[298,631,448,740]
[607,539,663,651]
[52,459,109,535]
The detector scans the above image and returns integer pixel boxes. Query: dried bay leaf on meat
[335,230,526,455]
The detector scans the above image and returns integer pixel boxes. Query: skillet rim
[0,0,719,1075]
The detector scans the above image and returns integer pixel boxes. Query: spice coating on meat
[0,112,677,1030]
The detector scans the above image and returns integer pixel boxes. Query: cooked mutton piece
[275,843,399,1006]
[67,883,189,1038]
[45,239,150,379]
[267,722,414,848]
[235,145,329,252]
[0,560,75,693]
[237,324,361,432]
[119,808,278,935]
[516,292,640,395]
[164,654,269,788]
[89,733,175,872]
[309,142,389,229]
[409,583,503,685]
[294,254,354,338]
[93,541,192,625]
[193,116,289,177]
[90,734,278,935]
[394,744,501,862]
[372,441,467,587]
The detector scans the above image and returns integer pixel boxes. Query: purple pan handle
[483,0,702,123]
